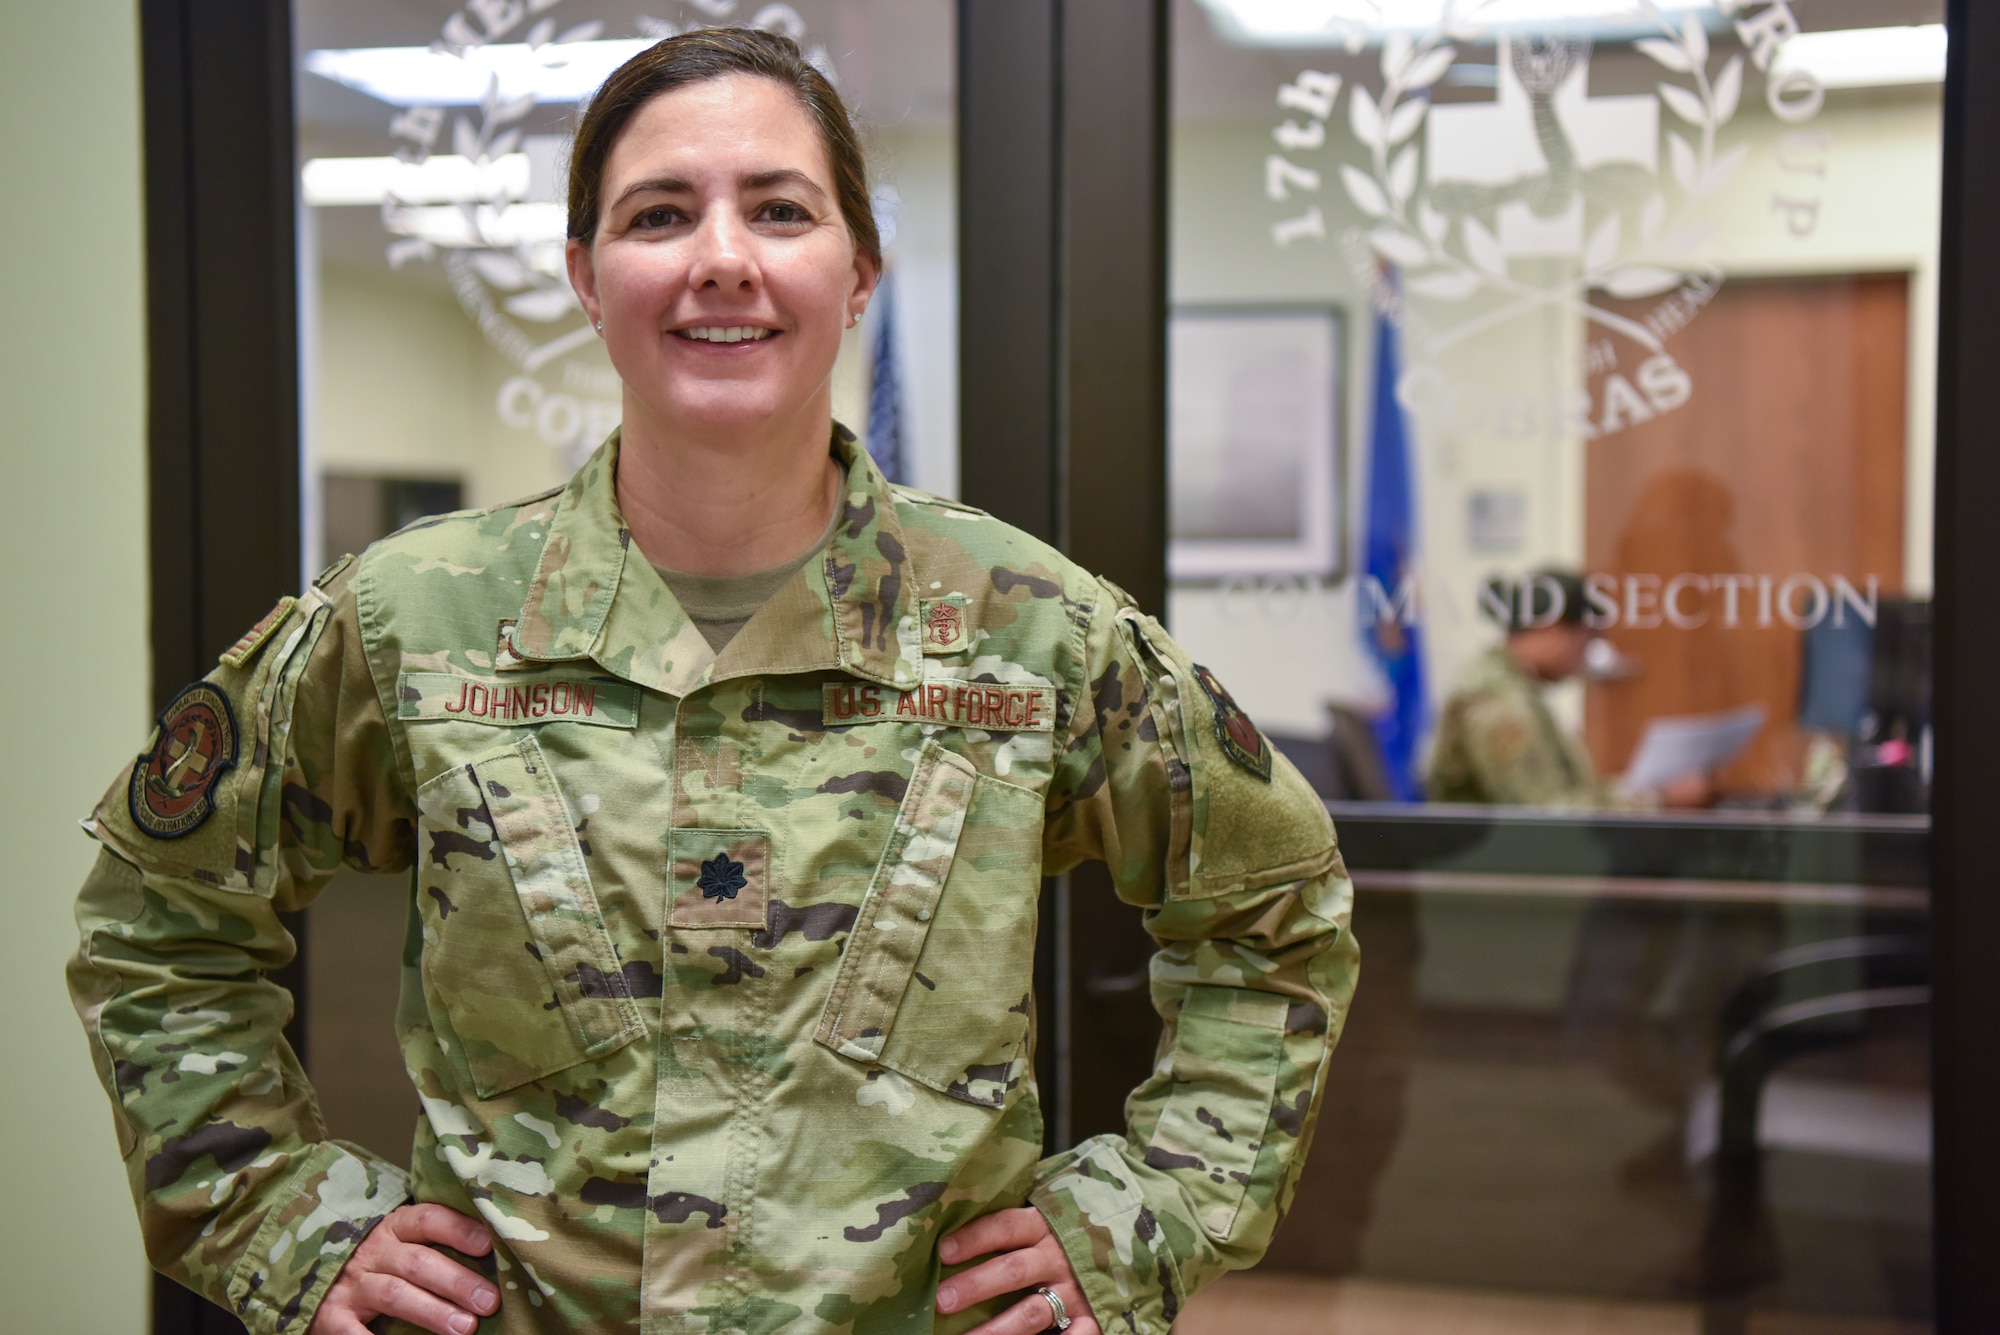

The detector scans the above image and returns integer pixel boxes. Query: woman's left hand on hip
[935,1205,1101,1334]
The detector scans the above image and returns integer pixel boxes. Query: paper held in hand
[1623,705,1768,792]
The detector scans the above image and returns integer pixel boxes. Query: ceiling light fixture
[1192,0,1717,47]
[1772,25,1946,90]
[382,202,571,250]
[301,154,532,207]
[306,38,657,107]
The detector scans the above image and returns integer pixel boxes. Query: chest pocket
[415,736,643,1098]
[815,739,1045,1107]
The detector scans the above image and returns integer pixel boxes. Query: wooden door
[1582,274,1909,793]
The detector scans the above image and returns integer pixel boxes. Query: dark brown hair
[566,27,880,268]
[1483,568,1591,631]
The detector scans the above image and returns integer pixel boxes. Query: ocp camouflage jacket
[69,430,1357,1334]
[1427,646,1633,808]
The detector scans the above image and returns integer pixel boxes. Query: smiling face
[566,74,878,442]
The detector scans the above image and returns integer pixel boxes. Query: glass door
[142,1,2000,1330]
[1158,1,1939,1329]
[289,0,961,1180]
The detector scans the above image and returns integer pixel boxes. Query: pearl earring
[594,320,604,333]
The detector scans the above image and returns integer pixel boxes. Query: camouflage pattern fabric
[69,428,1357,1334]
[1427,646,1623,807]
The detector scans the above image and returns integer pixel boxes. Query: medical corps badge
[128,683,239,839]
[920,597,970,654]
[1192,663,1273,782]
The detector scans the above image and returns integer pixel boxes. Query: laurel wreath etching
[1341,0,1745,355]
[389,1,821,374]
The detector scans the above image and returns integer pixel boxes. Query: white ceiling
[299,0,1944,278]
[1171,0,1945,120]
[297,0,957,153]
[298,0,956,277]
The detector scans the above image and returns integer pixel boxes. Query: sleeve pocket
[414,737,642,1097]
[1142,986,1289,1241]
[1121,610,1334,899]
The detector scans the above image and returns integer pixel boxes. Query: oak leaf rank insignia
[1191,663,1273,782]
[698,853,748,902]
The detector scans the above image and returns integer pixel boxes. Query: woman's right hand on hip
[308,1202,500,1335]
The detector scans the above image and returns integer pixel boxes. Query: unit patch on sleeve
[822,679,1055,732]
[1191,663,1273,782]
[128,683,239,839]
[919,597,970,654]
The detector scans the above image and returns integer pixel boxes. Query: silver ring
[1035,1285,1071,1331]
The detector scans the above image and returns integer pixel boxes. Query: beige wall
[309,263,574,525]
[0,0,152,1328]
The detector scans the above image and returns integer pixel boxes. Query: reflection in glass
[292,0,958,1166]
[298,0,959,570]
[1170,307,1345,577]
[1164,0,1937,1329]
[1167,0,1939,823]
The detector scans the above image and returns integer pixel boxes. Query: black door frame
[958,0,2000,1325]
[142,0,301,1330]
[1927,1,2000,1325]
[142,0,1995,1329]
[958,0,1171,1150]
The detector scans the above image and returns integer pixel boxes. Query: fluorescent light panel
[1773,25,1946,89]
[306,38,655,107]
[1195,0,1715,45]
[386,202,570,249]
[302,154,531,206]
[1195,2,1946,86]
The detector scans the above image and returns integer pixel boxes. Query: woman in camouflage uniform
[69,29,1356,1335]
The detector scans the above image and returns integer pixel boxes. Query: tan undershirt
[653,499,844,654]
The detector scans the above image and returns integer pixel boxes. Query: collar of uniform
[507,426,922,697]
[807,425,922,690]
[1484,644,1554,697]
[509,435,638,666]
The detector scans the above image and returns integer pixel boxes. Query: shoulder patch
[1191,664,1273,782]
[128,683,239,839]
[218,596,297,669]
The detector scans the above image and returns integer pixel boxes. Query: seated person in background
[1429,569,1709,808]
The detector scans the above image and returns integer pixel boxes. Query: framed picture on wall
[322,473,464,570]
[1168,305,1344,581]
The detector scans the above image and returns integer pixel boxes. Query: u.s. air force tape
[822,680,1055,733]
[398,673,640,729]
